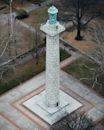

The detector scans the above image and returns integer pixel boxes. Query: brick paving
[0,54,104,130]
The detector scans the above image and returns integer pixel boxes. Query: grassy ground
[0,49,70,94]
[13,0,32,8]
[0,22,44,64]
[22,7,48,26]
[63,58,98,80]
[63,57,104,97]
[0,2,10,14]
[0,53,45,94]
[60,49,70,61]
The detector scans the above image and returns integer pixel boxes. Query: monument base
[23,90,82,125]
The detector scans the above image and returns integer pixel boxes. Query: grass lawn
[0,53,45,95]
[0,2,10,14]
[0,49,70,94]
[63,58,98,80]
[60,49,71,61]
[22,7,48,26]
[63,57,104,97]
[0,23,37,63]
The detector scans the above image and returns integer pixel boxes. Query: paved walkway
[0,54,104,130]
[60,51,81,68]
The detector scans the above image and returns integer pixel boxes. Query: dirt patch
[13,1,32,9]
[0,23,33,60]
[0,20,44,64]
[62,29,94,53]
[62,18,104,55]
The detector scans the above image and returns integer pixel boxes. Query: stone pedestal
[23,90,82,124]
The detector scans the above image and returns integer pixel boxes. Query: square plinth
[37,91,69,114]
[23,90,82,125]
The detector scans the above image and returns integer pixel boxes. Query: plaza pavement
[0,53,104,130]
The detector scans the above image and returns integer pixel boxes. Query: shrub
[52,112,97,130]
[15,9,29,20]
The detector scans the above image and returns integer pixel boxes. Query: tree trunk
[75,19,83,40]
[75,27,82,40]
[75,2,83,41]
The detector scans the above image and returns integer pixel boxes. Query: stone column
[40,6,65,107]
[46,34,60,107]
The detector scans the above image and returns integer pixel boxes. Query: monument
[23,6,82,125]
[40,6,65,107]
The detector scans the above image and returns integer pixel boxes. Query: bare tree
[89,22,104,88]
[35,26,40,64]
[52,112,97,130]
[56,0,101,40]
[76,22,104,95]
